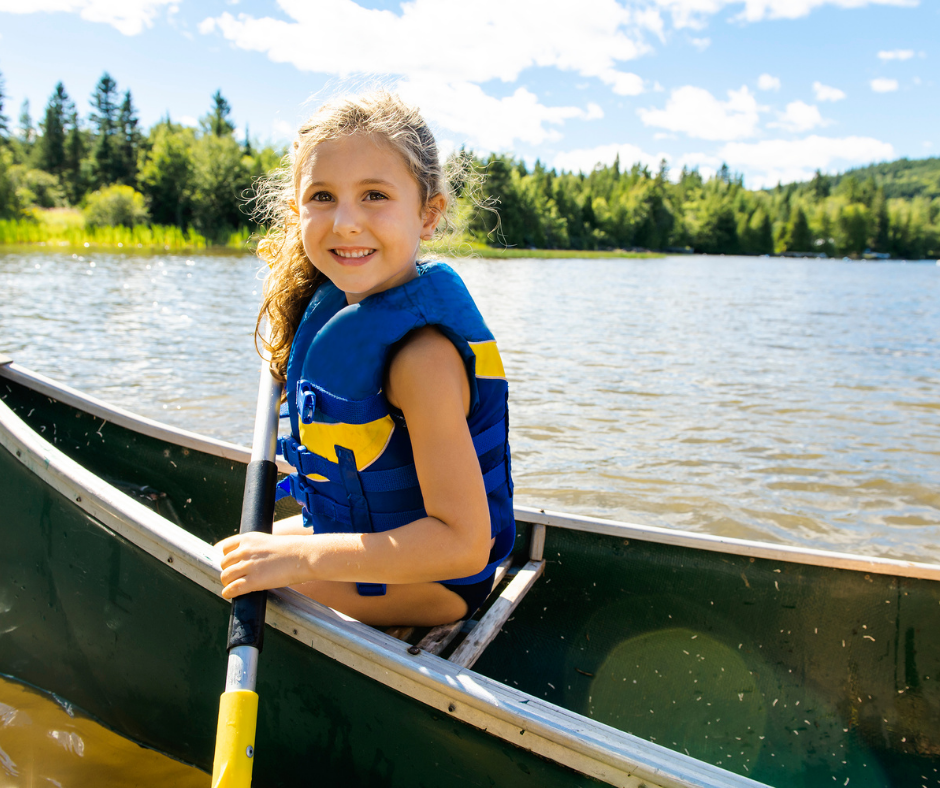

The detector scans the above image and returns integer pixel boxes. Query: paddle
[211,351,283,788]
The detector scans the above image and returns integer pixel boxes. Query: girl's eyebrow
[305,178,395,188]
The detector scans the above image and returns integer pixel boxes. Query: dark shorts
[439,572,496,620]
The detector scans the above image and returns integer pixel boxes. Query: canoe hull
[0,428,607,788]
[5,362,939,786]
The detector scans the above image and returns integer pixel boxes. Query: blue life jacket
[277,261,515,597]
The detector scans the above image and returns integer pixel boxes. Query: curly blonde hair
[254,91,453,380]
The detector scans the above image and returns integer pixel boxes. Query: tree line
[464,153,940,260]
[1,68,938,258]
[0,70,280,243]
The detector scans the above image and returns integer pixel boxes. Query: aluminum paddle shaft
[211,354,282,788]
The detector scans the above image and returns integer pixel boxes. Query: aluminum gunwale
[0,362,294,473]
[5,361,938,581]
[0,394,765,788]
[515,505,940,581]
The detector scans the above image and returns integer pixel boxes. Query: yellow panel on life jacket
[470,340,506,380]
[299,415,395,476]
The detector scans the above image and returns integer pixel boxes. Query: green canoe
[1,359,937,788]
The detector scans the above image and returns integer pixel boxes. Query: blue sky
[0,0,936,188]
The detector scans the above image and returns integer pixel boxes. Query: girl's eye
[310,191,333,202]
[364,191,387,201]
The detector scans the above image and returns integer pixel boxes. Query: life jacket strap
[282,473,426,532]
[279,436,420,492]
[280,434,509,498]
[296,378,389,425]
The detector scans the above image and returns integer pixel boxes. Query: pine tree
[201,90,235,137]
[0,70,9,142]
[63,108,86,203]
[18,99,34,145]
[870,187,890,252]
[39,82,72,177]
[783,206,813,252]
[117,89,141,186]
[90,73,122,187]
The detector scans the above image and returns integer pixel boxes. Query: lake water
[3,249,938,562]
[1,249,939,784]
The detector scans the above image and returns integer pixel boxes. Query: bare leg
[290,578,468,627]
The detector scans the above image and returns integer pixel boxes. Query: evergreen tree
[242,124,252,156]
[741,207,773,254]
[783,205,813,252]
[0,70,9,142]
[811,169,830,200]
[870,187,890,252]
[201,90,235,137]
[117,89,141,186]
[63,107,86,203]
[38,82,72,178]
[89,73,122,187]
[18,99,34,145]
[836,203,870,256]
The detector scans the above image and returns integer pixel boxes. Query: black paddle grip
[226,459,278,652]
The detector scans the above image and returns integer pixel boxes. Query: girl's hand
[217,532,313,599]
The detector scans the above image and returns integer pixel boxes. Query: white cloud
[201,1,651,87]
[813,81,846,101]
[598,70,645,96]
[197,0,657,147]
[768,100,827,132]
[552,142,668,175]
[0,0,175,35]
[638,85,763,141]
[398,79,597,151]
[870,78,899,92]
[652,0,917,28]
[690,37,711,51]
[757,73,781,91]
[877,49,914,60]
[719,135,894,187]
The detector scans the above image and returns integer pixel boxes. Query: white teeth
[333,249,375,259]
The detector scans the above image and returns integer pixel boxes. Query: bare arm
[218,327,492,598]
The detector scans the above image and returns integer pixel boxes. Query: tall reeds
[0,215,251,251]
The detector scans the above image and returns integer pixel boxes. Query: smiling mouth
[331,248,376,259]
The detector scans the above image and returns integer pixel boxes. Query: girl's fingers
[219,563,244,587]
[216,534,241,553]
[221,578,249,599]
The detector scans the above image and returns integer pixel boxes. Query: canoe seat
[445,559,545,669]
[387,555,546,670]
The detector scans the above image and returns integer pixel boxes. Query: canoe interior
[0,386,602,787]
[3,374,940,787]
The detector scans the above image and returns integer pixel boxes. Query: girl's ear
[420,194,446,240]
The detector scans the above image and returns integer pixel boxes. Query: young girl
[217,92,514,628]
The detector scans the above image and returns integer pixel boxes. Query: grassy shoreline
[0,211,250,251]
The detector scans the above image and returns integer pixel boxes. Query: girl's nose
[332,202,361,235]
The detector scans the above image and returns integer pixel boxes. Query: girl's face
[297,134,442,304]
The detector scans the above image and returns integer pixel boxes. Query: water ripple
[2,251,938,562]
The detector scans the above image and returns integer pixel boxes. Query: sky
[0,0,936,188]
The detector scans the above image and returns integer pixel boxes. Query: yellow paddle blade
[211,690,259,788]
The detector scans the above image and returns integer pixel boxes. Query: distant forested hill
[808,157,940,200]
